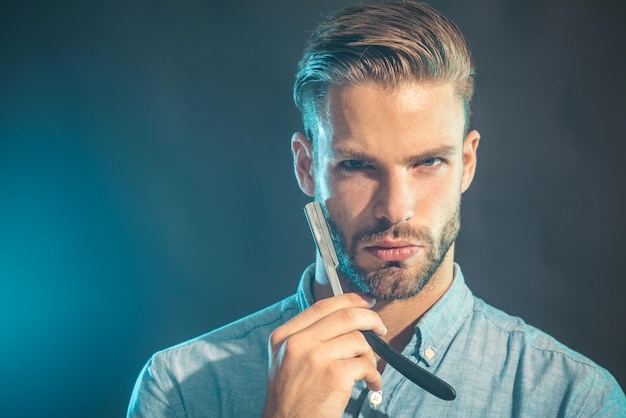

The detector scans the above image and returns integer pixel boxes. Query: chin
[349,263,433,301]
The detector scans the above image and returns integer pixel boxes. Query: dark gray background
[1,0,624,416]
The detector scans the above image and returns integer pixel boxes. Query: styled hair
[294,1,475,141]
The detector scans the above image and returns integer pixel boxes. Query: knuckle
[281,332,308,358]
[306,347,325,369]
[356,356,381,383]
[325,359,371,390]
[345,330,366,345]
[364,310,384,329]
[310,297,334,314]
[358,354,377,371]
[335,308,356,324]
[325,361,347,384]
[345,292,365,304]
[310,293,366,315]
[268,328,286,349]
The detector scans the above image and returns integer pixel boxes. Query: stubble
[328,205,460,301]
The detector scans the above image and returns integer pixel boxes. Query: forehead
[317,81,465,153]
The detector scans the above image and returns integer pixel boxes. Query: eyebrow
[332,144,459,165]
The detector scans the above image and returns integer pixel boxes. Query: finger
[303,307,387,342]
[303,331,380,392]
[332,356,383,393]
[272,320,378,372]
[273,293,375,342]
[310,330,375,363]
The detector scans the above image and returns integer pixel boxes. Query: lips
[363,240,420,262]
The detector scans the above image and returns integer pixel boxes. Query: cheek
[324,176,376,233]
[413,173,462,218]
[329,174,375,206]
[429,185,462,227]
[313,156,365,201]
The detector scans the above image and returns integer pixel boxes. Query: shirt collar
[295,262,474,367]
[296,263,316,312]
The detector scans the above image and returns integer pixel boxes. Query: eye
[339,160,367,170]
[420,157,442,167]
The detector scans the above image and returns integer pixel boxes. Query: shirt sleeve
[127,355,176,418]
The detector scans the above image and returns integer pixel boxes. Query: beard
[327,205,461,301]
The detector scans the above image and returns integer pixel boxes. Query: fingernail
[362,295,377,307]
[374,324,387,337]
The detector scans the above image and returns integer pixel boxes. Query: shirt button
[424,347,435,360]
[369,390,383,406]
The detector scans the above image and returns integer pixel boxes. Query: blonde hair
[294,1,475,140]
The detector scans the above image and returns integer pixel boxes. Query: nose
[373,170,415,225]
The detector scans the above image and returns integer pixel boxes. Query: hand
[262,293,387,418]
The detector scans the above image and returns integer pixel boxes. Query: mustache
[352,222,431,245]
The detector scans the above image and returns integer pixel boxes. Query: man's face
[293,81,479,301]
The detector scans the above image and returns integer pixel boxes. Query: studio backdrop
[1,0,624,416]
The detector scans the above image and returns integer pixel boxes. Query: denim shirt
[128,264,625,417]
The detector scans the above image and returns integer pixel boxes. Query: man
[128,2,625,416]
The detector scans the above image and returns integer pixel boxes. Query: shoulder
[471,296,593,365]
[467,297,625,415]
[128,295,300,417]
[152,294,299,375]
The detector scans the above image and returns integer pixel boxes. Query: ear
[460,129,480,193]
[291,132,315,196]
